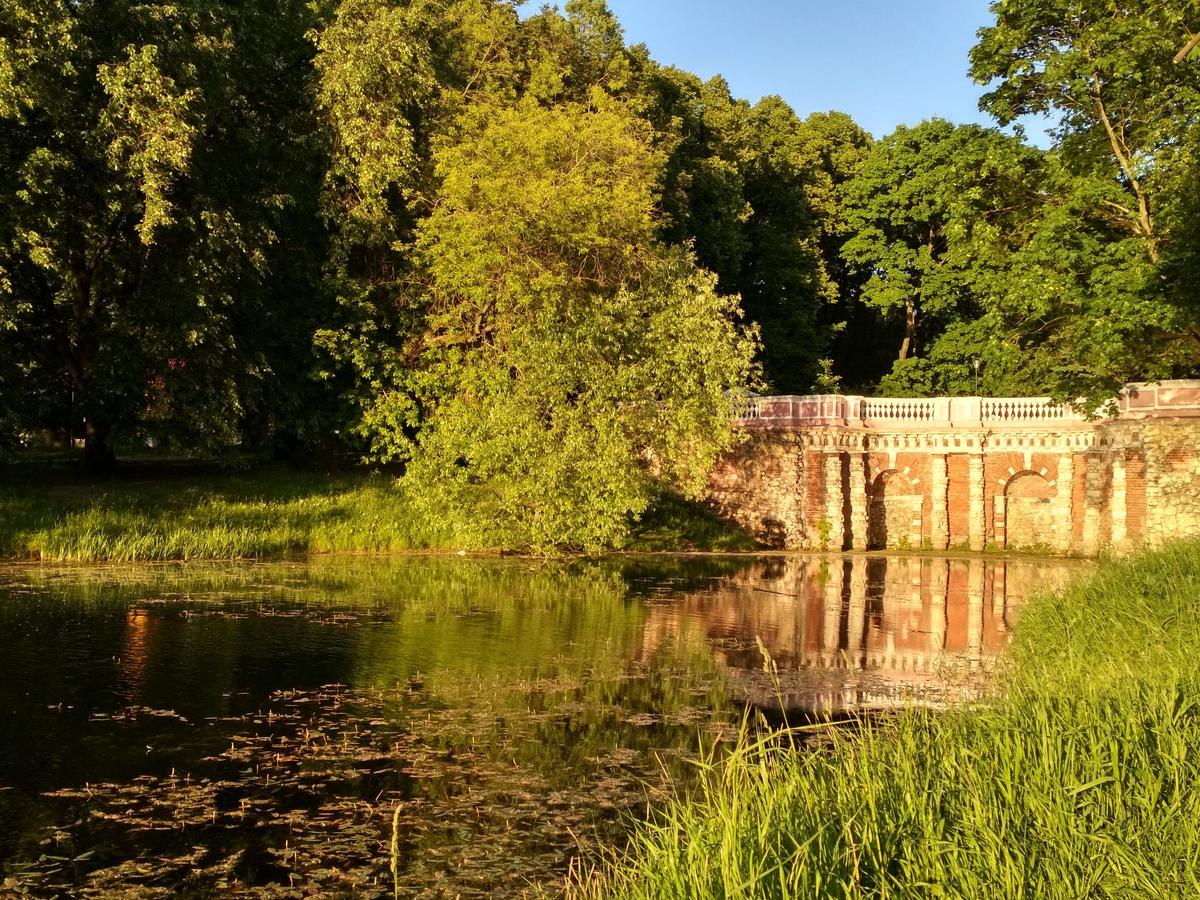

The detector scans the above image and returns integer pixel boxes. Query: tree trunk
[82,417,116,476]
[1090,72,1159,260]
[898,300,916,361]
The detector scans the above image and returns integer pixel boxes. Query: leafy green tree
[840,119,1050,393]
[362,100,757,551]
[971,0,1200,262]
[731,96,839,393]
[633,69,860,393]
[636,67,749,299]
[971,0,1200,391]
[0,0,324,466]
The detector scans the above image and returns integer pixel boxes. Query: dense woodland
[1,0,1199,546]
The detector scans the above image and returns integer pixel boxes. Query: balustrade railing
[733,380,1200,430]
[981,398,1084,425]
[860,397,938,424]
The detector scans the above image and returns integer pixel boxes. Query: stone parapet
[735,380,1200,432]
[710,381,1200,555]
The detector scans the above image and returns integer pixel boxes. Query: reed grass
[0,465,752,560]
[574,542,1200,898]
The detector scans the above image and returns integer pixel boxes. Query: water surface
[0,554,1080,897]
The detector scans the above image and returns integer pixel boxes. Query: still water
[0,554,1080,898]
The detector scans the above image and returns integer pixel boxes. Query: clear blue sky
[528,0,1050,144]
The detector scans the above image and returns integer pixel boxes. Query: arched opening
[1002,471,1056,550]
[868,470,922,550]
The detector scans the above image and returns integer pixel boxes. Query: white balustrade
[729,384,1200,429]
[980,397,1083,425]
[729,381,1200,432]
[860,398,938,425]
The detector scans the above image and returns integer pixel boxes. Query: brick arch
[997,470,1057,550]
[868,469,923,550]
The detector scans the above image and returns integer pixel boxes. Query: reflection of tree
[0,555,1086,893]
[1,557,742,787]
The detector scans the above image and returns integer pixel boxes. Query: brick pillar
[824,452,845,551]
[1082,454,1102,556]
[848,452,868,550]
[1111,450,1128,550]
[968,453,985,551]
[929,453,949,550]
[1055,454,1075,554]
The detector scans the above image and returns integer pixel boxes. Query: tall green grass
[0,465,753,561]
[575,542,1200,898]
[0,468,461,561]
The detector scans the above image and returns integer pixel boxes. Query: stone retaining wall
[709,381,1200,555]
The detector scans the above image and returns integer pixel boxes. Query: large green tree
[839,119,1049,394]
[0,0,324,466]
[634,68,864,392]
[363,100,758,550]
[971,0,1200,395]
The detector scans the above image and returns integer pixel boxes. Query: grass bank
[0,464,755,561]
[574,542,1200,898]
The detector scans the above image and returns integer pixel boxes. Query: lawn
[0,462,755,561]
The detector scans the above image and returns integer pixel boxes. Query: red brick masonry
[708,381,1200,554]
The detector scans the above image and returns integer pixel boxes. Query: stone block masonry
[707,380,1200,555]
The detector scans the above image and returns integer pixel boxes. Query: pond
[0,553,1081,898]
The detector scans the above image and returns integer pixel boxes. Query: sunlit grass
[0,468,467,561]
[573,542,1200,898]
[0,466,754,560]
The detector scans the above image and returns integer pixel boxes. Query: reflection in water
[642,556,1077,714]
[118,609,154,705]
[0,554,1079,898]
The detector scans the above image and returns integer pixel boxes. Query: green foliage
[575,542,1200,898]
[0,0,331,458]
[967,0,1200,399]
[641,69,869,392]
[2,0,1198,546]
[622,490,757,552]
[813,518,832,550]
[0,465,754,560]
[365,100,758,552]
[841,119,1049,387]
[311,0,436,236]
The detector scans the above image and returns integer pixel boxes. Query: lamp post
[972,358,982,396]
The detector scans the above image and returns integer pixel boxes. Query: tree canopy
[1,0,1198,545]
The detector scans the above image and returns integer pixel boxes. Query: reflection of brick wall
[708,417,1200,556]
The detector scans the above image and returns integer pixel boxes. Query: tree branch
[1174,33,1200,64]
[1089,70,1158,260]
